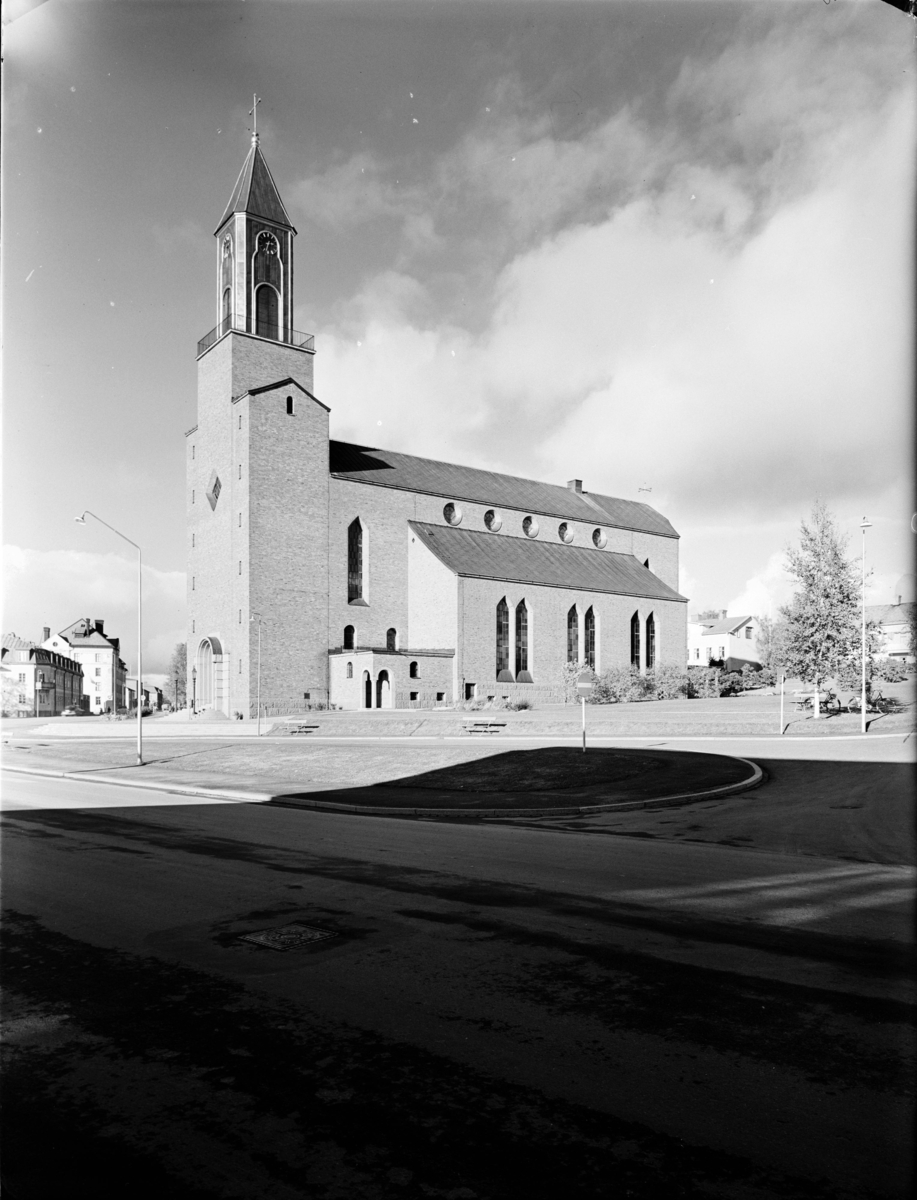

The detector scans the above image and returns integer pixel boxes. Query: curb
[3,756,765,818]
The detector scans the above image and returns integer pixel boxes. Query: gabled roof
[409,522,686,601]
[696,616,753,636]
[233,377,330,413]
[58,619,118,649]
[866,602,915,626]
[331,442,678,538]
[216,140,295,234]
[2,633,33,651]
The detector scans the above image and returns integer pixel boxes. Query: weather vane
[249,93,262,144]
[638,483,652,493]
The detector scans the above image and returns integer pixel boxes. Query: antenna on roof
[249,93,262,145]
[638,483,652,493]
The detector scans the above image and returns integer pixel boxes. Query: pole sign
[576,671,592,752]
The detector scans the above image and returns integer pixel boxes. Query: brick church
[187,134,687,715]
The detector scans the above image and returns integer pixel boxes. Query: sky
[2,0,914,680]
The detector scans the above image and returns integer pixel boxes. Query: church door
[363,671,372,710]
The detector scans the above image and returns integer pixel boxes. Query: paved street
[2,759,914,1199]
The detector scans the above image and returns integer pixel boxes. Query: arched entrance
[362,670,372,710]
[376,670,391,709]
[195,637,225,714]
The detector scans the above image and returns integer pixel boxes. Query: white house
[866,602,914,663]
[687,612,761,672]
[44,618,128,714]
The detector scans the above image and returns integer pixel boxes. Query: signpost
[576,670,593,752]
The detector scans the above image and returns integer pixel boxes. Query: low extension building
[1,634,84,717]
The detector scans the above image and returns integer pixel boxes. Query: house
[866,602,914,662]
[187,133,688,715]
[1,633,84,717]
[687,612,760,672]
[44,619,128,714]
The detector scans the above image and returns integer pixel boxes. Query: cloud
[726,551,795,620]
[2,546,186,675]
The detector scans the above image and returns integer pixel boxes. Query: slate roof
[409,522,686,601]
[58,619,119,650]
[866,602,915,626]
[695,616,752,636]
[331,442,678,538]
[216,141,295,233]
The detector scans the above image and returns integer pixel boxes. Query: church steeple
[213,126,296,344]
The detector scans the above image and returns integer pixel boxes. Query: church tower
[187,131,330,717]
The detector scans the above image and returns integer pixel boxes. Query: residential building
[1,633,84,717]
[44,619,128,714]
[687,612,760,672]
[866,602,915,662]
[187,133,688,714]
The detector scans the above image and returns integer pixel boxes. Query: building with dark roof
[1,633,84,717]
[44,619,128,713]
[187,136,687,714]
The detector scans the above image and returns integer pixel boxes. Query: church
[186,133,687,716]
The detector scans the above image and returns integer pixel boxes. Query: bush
[686,667,720,698]
[647,663,689,699]
[875,658,909,683]
[590,665,643,704]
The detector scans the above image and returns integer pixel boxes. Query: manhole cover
[237,923,338,951]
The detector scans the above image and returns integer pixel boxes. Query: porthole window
[592,528,607,548]
[443,502,463,526]
[522,515,539,538]
[484,509,502,532]
[558,522,573,544]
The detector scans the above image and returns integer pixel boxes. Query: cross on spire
[249,93,262,144]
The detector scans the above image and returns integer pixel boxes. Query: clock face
[258,231,278,256]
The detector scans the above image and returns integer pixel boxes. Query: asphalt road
[2,768,914,1200]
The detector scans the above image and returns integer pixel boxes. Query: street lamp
[191,666,197,715]
[860,518,873,735]
[250,612,262,736]
[75,511,143,766]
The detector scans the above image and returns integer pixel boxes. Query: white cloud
[726,551,795,620]
[2,546,186,674]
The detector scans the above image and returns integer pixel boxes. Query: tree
[695,609,723,621]
[756,615,789,674]
[780,501,861,715]
[168,642,187,708]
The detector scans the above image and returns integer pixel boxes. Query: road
[2,768,914,1199]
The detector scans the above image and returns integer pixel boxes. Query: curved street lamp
[860,518,872,735]
[75,510,143,766]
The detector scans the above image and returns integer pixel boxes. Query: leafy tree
[695,609,723,621]
[168,642,187,707]
[756,615,789,673]
[780,501,862,713]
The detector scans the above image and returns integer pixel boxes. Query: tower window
[567,605,578,664]
[630,612,641,668]
[343,625,355,650]
[347,519,364,602]
[255,283,279,340]
[496,598,511,680]
[646,613,656,670]
[286,395,294,415]
[346,662,353,679]
[409,661,419,679]
[386,628,397,651]
[585,607,596,670]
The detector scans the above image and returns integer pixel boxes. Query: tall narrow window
[567,606,579,664]
[646,614,656,670]
[347,519,363,602]
[286,395,294,415]
[585,607,596,670]
[386,628,397,651]
[255,284,278,339]
[343,625,355,650]
[222,286,232,328]
[496,598,511,679]
[515,600,529,677]
[630,612,641,668]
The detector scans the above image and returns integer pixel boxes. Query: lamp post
[76,511,143,766]
[191,666,197,715]
[860,518,872,735]
[250,612,262,736]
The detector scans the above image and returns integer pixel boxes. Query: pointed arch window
[584,607,596,670]
[646,613,656,670]
[630,612,641,668]
[496,598,512,680]
[515,599,531,681]
[347,520,364,603]
[255,284,279,339]
[567,606,579,664]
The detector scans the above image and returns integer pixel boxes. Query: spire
[215,138,296,235]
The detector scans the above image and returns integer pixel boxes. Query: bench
[793,690,840,714]
[280,721,320,735]
[463,721,507,735]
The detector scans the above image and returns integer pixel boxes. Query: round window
[484,509,502,532]
[443,502,463,526]
[592,528,607,548]
[523,515,540,538]
[558,522,573,544]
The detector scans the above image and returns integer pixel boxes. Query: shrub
[590,665,642,704]
[686,667,720,698]
[508,697,535,711]
[875,658,909,683]
[647,663,689,699]
[561,661,593,704]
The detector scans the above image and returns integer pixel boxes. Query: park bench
[278,720,320,735]
[793,689,840,715]
[462,720,507,735]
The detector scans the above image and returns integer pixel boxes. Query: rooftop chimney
[94,619,104,633]
[567,479,583,493]
[42,626,50,642]
[721,610,727,619]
